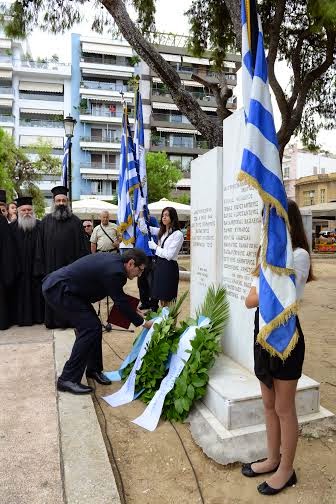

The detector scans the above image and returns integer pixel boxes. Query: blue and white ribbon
[132,316,210,431]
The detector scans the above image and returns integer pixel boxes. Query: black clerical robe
[40,213,88,328]
[0,215,18,329]
[10,220,44,326]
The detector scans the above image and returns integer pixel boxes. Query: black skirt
[254,308,305,389]
[151,257,179,301]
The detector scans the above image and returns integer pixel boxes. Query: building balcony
[79,108,134,124]
[19,119,64,128]
[80,163,119,180]
[151,112,194,130]
[0,114,14,127]
[80,58,134,79]
[0,55,13,69]
[151,135,209,155]
[80,136,121,151]
[13,59,71,77]
[151,88,236,109]
[0,86,14,98]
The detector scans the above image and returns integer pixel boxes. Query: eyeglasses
[84,225,92,228]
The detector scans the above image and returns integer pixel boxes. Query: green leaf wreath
[122,286,229,422]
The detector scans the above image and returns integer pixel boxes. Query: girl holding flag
[242,200,314,495]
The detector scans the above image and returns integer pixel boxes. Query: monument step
[189,401,334,465]
[203,355,320,430]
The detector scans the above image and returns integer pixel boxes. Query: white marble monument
[189,110,333,464]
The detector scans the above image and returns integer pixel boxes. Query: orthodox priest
[10,196,44,326]
[0,189,18,330]
[40,186,88,328]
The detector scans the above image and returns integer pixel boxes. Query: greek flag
[133,90,147,222]
[117,109,135,245]
[239,0,298,359]
[61,138,70,188]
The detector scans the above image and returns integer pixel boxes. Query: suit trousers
[137,256,158,310]
[43,281,103,383]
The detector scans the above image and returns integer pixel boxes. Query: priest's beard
[18,213,37,232]
[51,202,72,221]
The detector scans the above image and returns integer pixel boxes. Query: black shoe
[86,371,112,385]
[241,459,280,478]
[57,379,93,395]
[257,471,297,495]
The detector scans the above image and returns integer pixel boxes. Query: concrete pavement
[0,325,121,504]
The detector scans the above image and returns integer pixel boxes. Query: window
[303,190,315,206]
[320,189,326,203]
[97,181,103,194]
[283,166,290,179]
[321,167,326,174]
[313,166,318,175]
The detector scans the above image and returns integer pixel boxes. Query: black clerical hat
[16,196,33,208]
[51,186,69,198]
[0,189,6,203]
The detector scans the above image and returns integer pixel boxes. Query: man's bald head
[100,211,110,226]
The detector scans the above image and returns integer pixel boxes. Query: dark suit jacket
[42,253,143,326]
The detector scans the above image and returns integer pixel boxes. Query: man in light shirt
[90,210,121,254]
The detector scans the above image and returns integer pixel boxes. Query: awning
[0,98,12,107]
[81,173,118,180]
[81,68,133,78]
[19,81,64,93]
[0,70,12,79]
[153,77,203,88]
[82,94,132,103]
[224,61,236,69]
[80,146,120,152]
[152,102,178,111]
[156,127,199,135]
[0,39,11,49]
[82,42,133,57]
[20,108,64,115]
[182,56,210,66]
[161,54,182,63]
[19,135,64,148]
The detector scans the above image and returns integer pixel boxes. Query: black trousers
[137,256,158,310]
[43,281,103,383]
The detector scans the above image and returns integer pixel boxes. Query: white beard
[18,213,37,232]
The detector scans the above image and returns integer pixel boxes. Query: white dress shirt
[138,218,184,261]
[252,247,310,300]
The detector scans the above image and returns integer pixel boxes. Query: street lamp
[63,115,77,208]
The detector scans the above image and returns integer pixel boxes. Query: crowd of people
[0,185,185,331]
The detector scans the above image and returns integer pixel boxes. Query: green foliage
[0,128,61,217]
[171,193,191,205]
[146,152,182,203]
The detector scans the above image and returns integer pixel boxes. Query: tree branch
[191,73,233,121]
[224,0,242,51]
[101,0,223,147]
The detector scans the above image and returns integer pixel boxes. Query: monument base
[188,355,334,465]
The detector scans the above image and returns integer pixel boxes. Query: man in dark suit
[42,248,152,395]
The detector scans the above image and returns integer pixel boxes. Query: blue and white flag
[117,109,135,245]
[133,90,148,222]
[61,138,70,188]
[239,0,298,359]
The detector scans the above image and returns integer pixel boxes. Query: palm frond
[169,290,189,320]
[196,285,229,339]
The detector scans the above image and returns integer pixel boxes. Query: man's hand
[148,239,157,251]
[143,320,153,329]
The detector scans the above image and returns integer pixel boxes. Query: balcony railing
[14,59,70,71]
[19,92,64,102]
[80,136,121,143]
[20,119,64,128]
[152,87,214,101]
[81,162,117,170]
[151,136,208,149]
[81,55,132,67]
[0,55,12,63]
[80,108,125,118]
[0,86,13,94]
[81,80,132,93]
[151,112,191,124]
[0,114,14,123]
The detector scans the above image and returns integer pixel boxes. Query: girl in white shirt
[242,200,314,496]
[138,206,184,307]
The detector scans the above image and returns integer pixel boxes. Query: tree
[146,152,182,202]
[2,1,336,159]
[0,128,61,216]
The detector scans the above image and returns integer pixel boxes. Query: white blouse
[251,248,310,301]
[138,218,184,261]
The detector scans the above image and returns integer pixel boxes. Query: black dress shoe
[257,471,297,495]
[241,459,280,478]
[57,379,93,395]
[86,371,112,385]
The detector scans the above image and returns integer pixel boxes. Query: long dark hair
[288,199,314,282]
[158,206,180,241]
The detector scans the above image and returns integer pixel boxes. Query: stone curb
[54,329,121,504]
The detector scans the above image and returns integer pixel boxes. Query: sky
[4,0,335,153]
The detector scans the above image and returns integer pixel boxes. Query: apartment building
[0,35,71,204]
[283,144,336,201]
[70,33,240,200]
